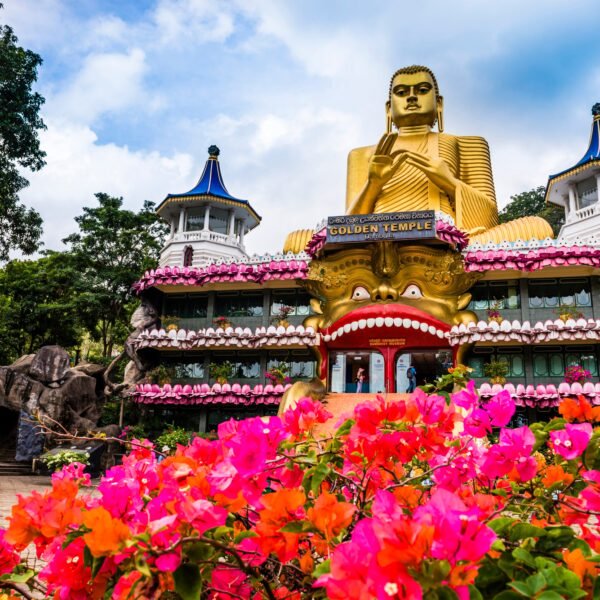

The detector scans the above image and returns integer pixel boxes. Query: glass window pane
[511,355,524,377]
[549,354,564,377]
[580,354,598,376]
[533,355,548,377]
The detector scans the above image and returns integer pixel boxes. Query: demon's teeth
[323,318,447,341]
[343,323,352,333]
[437,330,445,338]
[366,318,376,328]
[323,334,331,342]
[428,325,436,335]
[331,331,338,340]
[411,320,420,329]
[384,317,394,327]
[358,319,367,329]
[375,317,384,327]
[394,318,402,327]
[403,318,412,328]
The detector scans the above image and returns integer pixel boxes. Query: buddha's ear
[437,96,444,132]
[385,100,392,133]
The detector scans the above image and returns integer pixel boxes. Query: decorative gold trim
[156,195,261,223]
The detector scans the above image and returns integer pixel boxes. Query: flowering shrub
[2,386,600,598]
[265,362,292,385]
[565,364,592,384]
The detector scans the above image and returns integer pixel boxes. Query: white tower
[156,146,261,267]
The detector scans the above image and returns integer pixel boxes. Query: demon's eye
[401,284,423,299]
[351,286,370,301]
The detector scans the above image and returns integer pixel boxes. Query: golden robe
[345,133,499,233]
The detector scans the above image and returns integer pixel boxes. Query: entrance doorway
[395,350,453,392]
[0,406,19,461]
[328,351,385,393]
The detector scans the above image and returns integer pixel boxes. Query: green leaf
[185,541,214,562]
[134,554,152,578]
[508,581,532,596]
[233,530,258,544]
[311,462,331,496]
[91,555,106,579]
[583,430,600,470]
[0,569,34,584]
[507,523,546,542]
[512,548,536,568]
[173,563,203,600]
[526,572,546,594]
[536,592,564,600]
[492,592,525,600]
[488,517,517,535]
[280,520,314,533]
[468,585,484,600]
[312,559,331,578]
[334,419,354,437]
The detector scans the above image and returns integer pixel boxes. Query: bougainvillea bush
[2,377,600,599]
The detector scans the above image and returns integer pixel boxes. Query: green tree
[498,185,564,236]
[63,193,167,359]
[0,10,45,261]
[0,251,81,364]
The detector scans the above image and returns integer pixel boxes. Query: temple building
[130,66,600,432]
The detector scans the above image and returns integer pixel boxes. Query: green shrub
[42,450,90,472]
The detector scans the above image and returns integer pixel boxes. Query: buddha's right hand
[367,133,406,188]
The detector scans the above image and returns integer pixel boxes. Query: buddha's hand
[367,133,407,189]
[404,151,459,200]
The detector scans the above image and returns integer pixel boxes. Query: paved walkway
[0,476,52,526]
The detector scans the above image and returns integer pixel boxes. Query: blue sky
[4,0,600,256]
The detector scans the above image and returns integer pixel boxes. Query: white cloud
[19,118,195,252]
[152,0,235,45]
[47,48,160,124]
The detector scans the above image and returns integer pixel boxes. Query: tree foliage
[63,193,167,358]
[499,186,564,236]
[0,251,81,364]
[0,14,45,260]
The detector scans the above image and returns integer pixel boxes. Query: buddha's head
[386,65,443,131]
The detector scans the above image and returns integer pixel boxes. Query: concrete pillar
[169,219,175,239]
[203,205,211,231]
[206,291,215,324]
[178,207,186,233]
[239,220,246,246]
[568,182,578,214]
[596,173,600,205]
[262,290,271,328]
[228,210,236,236]
[198,410,207,433]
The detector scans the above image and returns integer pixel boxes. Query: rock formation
[0,346,110,461]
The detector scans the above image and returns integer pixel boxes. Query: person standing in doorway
[406,364,417,393]
[356,367,366,393]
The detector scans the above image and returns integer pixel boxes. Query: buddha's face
[389,71,437,128]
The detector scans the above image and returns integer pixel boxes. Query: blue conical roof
[166,145,250,204]
[548,105,600,182]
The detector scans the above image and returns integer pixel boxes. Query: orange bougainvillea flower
[559,395,600,423]
[307,492,356,541]
[542,464,574,488]
[82,507,131,557]
[448,563,478,587]
[563,548,599,583]
[392,485,422,510]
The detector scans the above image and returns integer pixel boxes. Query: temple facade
[130,86,600,433]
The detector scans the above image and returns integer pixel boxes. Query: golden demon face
[303,243,479,342]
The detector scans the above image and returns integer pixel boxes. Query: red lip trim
[321,303,450,335]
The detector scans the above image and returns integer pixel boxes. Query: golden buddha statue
[283,65,552,253]
[346,65,552,242]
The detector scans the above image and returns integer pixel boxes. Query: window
[528,278,592,309]
[214,292,264,318]
[183,246,194,267]
[532,347,598,378]
[186,208,205,232]
[162,295,208,319]
[172,362,205,379]
[212,355,261,379]
[577,177,598,210]
[468,348,525,378]
[209,207,229,235]
[267,351,316,380]
[270,290,313,316]
[468,280,520,311]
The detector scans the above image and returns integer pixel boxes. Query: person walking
[356,367,366,393]
[406,364,417,393]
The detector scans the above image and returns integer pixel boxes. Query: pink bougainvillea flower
[452,380,479,410]
[464,408,492,438]
[484,390,515,427]
[0,529,19,576]
[283,397,333,436]
[413,389,447,425]
[550,423,593,460]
